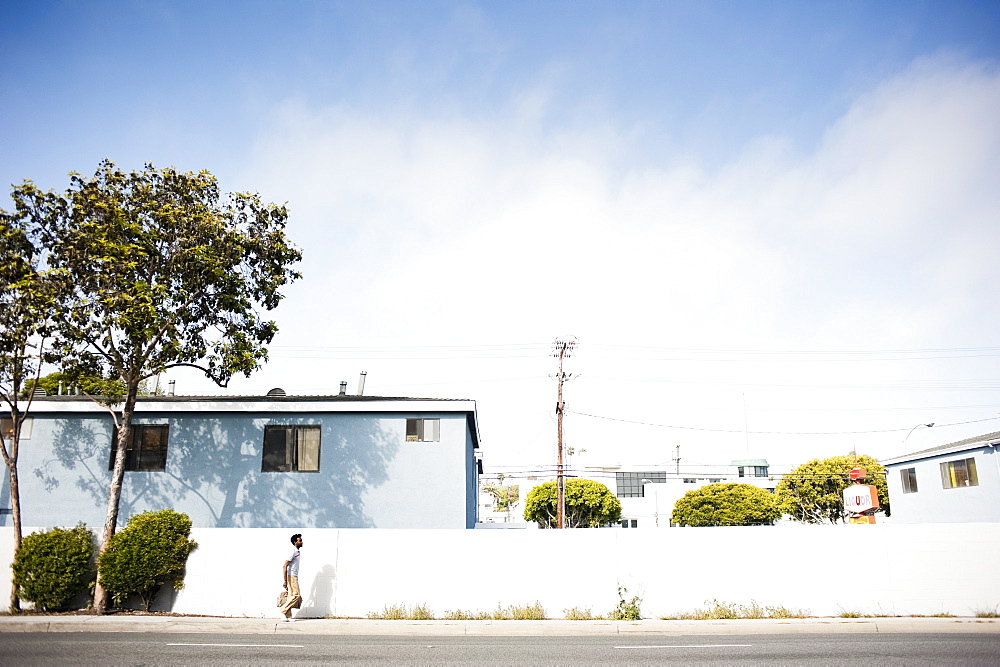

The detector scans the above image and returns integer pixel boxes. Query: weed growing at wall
[97,509,198,611]
[366,603,434,620]
[665,599,810,620]
[443,602,546,620]
[563,606,604,620]
[610,586,642,620]
[975,605,999,618]
[371,602,547,620]
[11,524,95,611]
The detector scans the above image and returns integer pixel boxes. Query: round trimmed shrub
[98,509,198,611]
[12,524,96,611]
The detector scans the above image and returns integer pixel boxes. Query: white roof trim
[26,398,477,414]
[882,438,1000,466]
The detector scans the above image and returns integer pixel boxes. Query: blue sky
[3,1,1000,476]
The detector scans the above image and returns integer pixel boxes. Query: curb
[0,617,997,636]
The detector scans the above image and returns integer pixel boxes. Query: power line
[567,410,1000,435]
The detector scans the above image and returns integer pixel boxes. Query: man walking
[280,533,303,620]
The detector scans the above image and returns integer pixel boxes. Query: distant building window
[709,478,722,483]
[615,471,666,497]
[900,468,918,494]
[262,425,321,472]
[619,519,638,528]
[1,417,32,441]
[738,466,769,478]
[940,458,978,489]
[406,418,440,442]
[109,424,169,472]
[683,478,697,483]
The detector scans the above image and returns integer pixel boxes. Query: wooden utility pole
[553,337,576,529]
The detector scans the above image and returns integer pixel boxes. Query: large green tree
[21,371,154,399]
[775,455,889,524]
[4,160,302,612]
[670,483,780,527]
[0,205,57,611]
[523,479,622,528]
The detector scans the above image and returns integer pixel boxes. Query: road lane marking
[167,644,304,648]
[615,644,752,649]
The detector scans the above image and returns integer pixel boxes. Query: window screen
[262,425,321,472]
[940,458,978,489]
[406,418,440,442]
[109,424,169,472]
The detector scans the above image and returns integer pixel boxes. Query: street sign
[848,467,866,481]
[843,484,879,514]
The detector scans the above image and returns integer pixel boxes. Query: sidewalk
[0,616,997,636]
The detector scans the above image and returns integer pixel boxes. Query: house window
[406,418,440,442]
[900,468,918,494]
[262,425,321,472]
[940,458,978,489]
[1,417,33,441]
[615,471,666,498]
[619,519,638,528]
[108,424,169,472]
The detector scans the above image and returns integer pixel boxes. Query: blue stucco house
[1,392,481,529]
[881,432,1000,523]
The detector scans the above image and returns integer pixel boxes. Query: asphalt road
[0,632,997,665]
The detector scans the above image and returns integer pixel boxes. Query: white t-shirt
[286,548,300,577]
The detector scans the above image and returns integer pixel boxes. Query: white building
[582,459,778,528]
[881,432,1000,523]
[0,391,482,530]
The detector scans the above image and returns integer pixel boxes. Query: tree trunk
[92,387,138,614]
[6,463,21,613]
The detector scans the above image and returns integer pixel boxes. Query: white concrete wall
[2,524,997,618]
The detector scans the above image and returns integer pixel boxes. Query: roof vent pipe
[339,381,347,396]
[168,380,176,396]
[357,371,367,396]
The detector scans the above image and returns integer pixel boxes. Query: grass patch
[664,599,810,620]
[366,603,433,620]
[563,606,605,620]
[377,602,547,621]
[974,605,999,618]
[496,602,546,620]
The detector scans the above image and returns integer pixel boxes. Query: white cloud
[210,54,1000,470]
